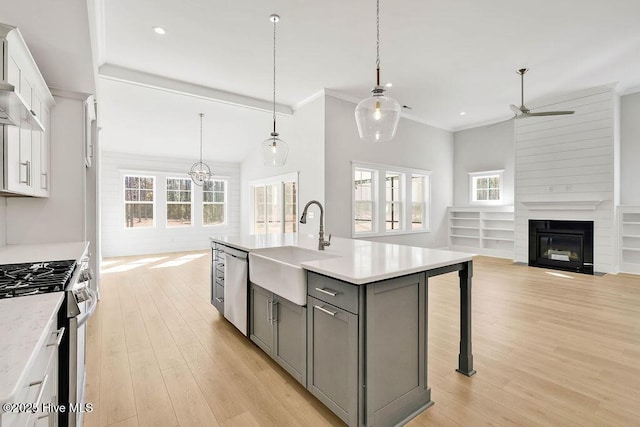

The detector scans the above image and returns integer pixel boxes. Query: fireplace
[528,220,594,274]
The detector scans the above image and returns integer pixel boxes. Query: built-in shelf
[619,206,640,274]
[448,206,514,259]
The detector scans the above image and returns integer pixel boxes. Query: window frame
[249,172,299,235]
[165,176,194,228]
[410,173,430,231]
[352,161,431,238]
[202,178,228,227]
[123,174,156,229]
[353,167,378,235]
[469,170,504,205]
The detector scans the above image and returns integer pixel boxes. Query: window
[354,168,375,232]
[166,177,192,227]
[411,174,429,230]
[251,172,298,235]
[352,162,430,236]
[203,179,226,226]
[124,175,155,228]
[385,172,403,230]
[284,181,297,233]
[470,170,503,204]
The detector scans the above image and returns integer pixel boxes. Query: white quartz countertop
[0,292,64,404]
[0,241,89,265]
[211,234,474,285]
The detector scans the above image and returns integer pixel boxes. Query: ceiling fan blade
[509,104,522,115]
[527,110,575,116]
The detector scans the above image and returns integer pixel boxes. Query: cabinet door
[32,98,49,197]
[307,296,358,426]
[273,296,306,386]
[365,273,429,426]
[4,122,33,194]
[249,283,273,356]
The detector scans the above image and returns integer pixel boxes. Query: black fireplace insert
[528,220,594,274]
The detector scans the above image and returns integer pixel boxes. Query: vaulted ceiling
[4,0,640,161]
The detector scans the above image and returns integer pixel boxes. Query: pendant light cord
[272,17,277,134]
[199,113,204,163]
[376,0,380,86]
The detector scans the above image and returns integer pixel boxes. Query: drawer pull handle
[29,374,49,406]
[215,297,224,303]
[315,287,339,297]
[47,326,65,347]
[314,305,337,317]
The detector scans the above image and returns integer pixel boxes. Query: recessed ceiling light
[460,111,466,116]
[152,26,167,35]
[385,82,393,88]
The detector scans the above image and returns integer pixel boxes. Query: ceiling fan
[510,68,575,118]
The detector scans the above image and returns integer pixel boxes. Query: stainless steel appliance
[0,255,96,427]
[223,246,248,335]
[61,254,96,427]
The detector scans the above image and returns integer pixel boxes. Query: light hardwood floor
[84,252,640,426]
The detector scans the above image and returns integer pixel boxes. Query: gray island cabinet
[211,235,475,427]
[249,282,307,385]
[307,271,430,426]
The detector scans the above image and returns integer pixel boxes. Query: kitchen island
[210,234,475,426]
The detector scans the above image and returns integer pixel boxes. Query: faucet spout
[300,200,331,250]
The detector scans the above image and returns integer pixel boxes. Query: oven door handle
[77,287,98,327]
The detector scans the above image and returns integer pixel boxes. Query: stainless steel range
[0,257,96,427]
[0,260,76,298]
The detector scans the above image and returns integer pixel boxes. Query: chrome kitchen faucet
[300,200,331,250]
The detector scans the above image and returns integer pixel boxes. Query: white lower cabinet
[0,321,63,427]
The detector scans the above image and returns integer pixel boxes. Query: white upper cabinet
[0,23,54,197]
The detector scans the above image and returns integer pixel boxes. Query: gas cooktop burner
[0,259,76,298]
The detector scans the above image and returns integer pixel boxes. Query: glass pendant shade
[355,89,401,142]
[261,132,288,166]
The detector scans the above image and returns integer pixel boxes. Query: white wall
[0,197,6,246]
[453,120,515,206]
[621,91,640,204]
[514,86,618,273]
[240,96,325,237]
[101,151,240,257]
[323,95,453,248]
[6,96,87,245]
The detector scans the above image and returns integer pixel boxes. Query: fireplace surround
[528,220,594,275]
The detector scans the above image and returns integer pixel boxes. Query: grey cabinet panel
[307,296,358,426]
[365,273,431,426]
[308,272,359,314]
[249,284,307,386]
[249,283,273,355]
[273,297,306,385]
[211,245,225,314]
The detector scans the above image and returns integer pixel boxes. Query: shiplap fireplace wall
[514,85,620,273]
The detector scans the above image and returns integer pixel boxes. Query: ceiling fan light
[355,90,401,142]
[261,133,288,166]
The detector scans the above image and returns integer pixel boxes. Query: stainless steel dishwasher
[222,246,249,335]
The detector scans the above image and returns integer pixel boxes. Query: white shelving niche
[619,206,640,274]
[449,206,515,259]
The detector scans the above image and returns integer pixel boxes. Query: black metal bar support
[456,260,476,376]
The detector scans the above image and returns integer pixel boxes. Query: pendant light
[354,0,400,142]
[261,14,288,166]
[189,113,213,186]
